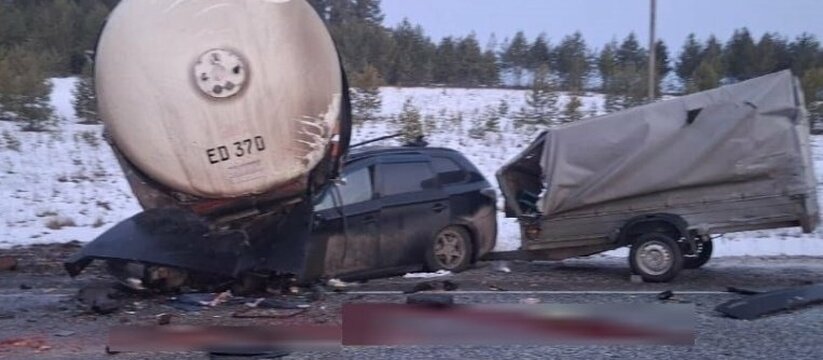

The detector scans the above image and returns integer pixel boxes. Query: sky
[382,0,823,53]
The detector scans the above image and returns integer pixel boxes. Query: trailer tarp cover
[502,70,817,217]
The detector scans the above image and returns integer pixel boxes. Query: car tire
[426,226,474,273]
[629,233,684,283]
[683,239,713,269]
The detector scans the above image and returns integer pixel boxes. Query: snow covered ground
[0,79,821,257]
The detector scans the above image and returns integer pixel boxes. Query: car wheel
[426,226,473,273]
[629,233,683,283]
[684,239,713,269]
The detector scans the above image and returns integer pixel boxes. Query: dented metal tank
[65,0,351,286]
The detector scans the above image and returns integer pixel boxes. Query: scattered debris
[726,287,763,295]
[156,313,173,326]
[403,280,459,294]
[0,312,15,320]
[403,270,452,279]
[657,290,674,301]
[326,278,356,289]
[407,293,454,307]
[629,275,644,284]
[19,283,32,290]
[491,261,511,273]
[169,291,237,311]
[246,298,310,310]
[77,285,121,315]
[0,256,18,272]
[208,291,233,307]
[519,297,540,305]
[716,283,823,320]
[232,308,307,319]
[488,285,507,292]
[53,330,75,337]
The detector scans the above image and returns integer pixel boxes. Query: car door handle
[432,203,447,213]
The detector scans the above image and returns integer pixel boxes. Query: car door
[313,163,381,278]
[376,155,451,269]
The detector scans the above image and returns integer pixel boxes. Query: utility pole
[648,0,657,101]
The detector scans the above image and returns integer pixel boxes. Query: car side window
[315,166,374,211]
[381,162,437,196]
[432,156,469,185]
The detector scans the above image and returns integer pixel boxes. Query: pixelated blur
[342,303,695,346]
[106,303,693,354]
[107,325,342,353]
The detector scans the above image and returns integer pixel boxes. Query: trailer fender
[617,214,696,253]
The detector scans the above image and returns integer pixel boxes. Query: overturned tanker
[65,0,352,288]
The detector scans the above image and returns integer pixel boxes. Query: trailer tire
[629,233,683,283]
[426,226,473,273]
[684,239,713,269]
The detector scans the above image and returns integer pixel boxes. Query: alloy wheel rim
[434,231,465,269]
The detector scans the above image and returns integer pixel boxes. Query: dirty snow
[0,79,820,257]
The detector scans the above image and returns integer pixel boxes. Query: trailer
[491,70,819,282]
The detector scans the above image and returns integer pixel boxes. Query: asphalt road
[1,243,822,359]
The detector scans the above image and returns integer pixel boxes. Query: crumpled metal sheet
[504,70,817,218]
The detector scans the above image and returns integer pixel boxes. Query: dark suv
[313,146,497,280]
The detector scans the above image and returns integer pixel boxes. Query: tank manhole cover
[193,49,247,99]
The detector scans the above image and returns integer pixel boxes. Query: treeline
[1,0,823,131]
[0,0,113,130]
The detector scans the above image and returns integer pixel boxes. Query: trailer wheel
[684,239,713,269]
[426,226,473,272]
[629,233,683,282]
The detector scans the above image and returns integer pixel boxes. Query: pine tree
[802,68,823,131]
[433,37,458,84]
[479,48,500,86]
[73,63,98,124]
[790,33,821,76]
[554,31,590,93]
[483,105,501,133]
[456,34,484,86]
[689,58,721,92]
[350,65,383,125]
[616,33,646,69]
[502,31,530,87]
[755,32,791,76]
[468,115,486,139]
[528,33,551,70]
[497,99,510,117]
[561,96,583,124]
[653,40,671,95]
[676,33,704,86]
[515,65,559,128]
[387,19,434,86]
[604,92,624,113]
[598,40,619,92]
[724,28,757,81]
[398,98,423,144]
[0,45,57,132]
[353,0,384,24]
